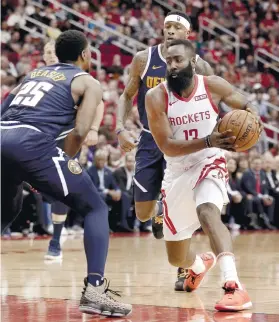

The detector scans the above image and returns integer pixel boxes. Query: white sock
[218,252,242,289]
[188,255,206,275]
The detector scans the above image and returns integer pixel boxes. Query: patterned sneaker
[44,240,62,260]
[79,277,132,317]
[184,252,216,292]
[215,281,252,312]
[152,201,164,240]
[174,267,187,291]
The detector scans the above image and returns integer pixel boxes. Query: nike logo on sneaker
[152,65,163,70]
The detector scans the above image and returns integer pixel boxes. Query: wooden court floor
[1,231,279,322]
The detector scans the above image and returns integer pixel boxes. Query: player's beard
[166,63,194,96]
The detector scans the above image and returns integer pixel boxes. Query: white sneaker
[61,227,68,235]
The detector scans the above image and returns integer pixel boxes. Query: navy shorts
[134,130,166,202]
[1,124,106,217]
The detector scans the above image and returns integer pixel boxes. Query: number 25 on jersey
[10,81,53,108]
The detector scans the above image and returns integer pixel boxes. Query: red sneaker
[213,311,252,322]
[215,281,252,312]
[184,252,216,292]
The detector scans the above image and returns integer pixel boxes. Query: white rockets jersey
[161,74,224,171]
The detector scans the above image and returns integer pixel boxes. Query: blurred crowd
[1,0,279,235]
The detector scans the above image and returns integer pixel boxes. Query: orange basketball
[218,110,260,152]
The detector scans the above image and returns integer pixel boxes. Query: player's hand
[246,107,264,136]
[232,193,242,203]
[84,129,98,146]
[118,129,139,152]
[209,121,237,151]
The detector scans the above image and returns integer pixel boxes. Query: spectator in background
[87,150,132,232]
[274,155,279,228]
[263,155,279,225]
[226,158,250,230]
[114,153,135,231]
[241,156,276,230]
[106,54,123,76]
[236,155,249,180]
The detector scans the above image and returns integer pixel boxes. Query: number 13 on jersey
[184,129,198,140]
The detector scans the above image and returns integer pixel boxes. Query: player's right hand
[209,122,237,150]
[118,129,138,152]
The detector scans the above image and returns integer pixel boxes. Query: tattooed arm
[116,49,148,152]
[196,57,214,76]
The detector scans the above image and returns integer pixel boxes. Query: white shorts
[162,156,229,242]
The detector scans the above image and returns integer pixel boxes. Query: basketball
[218,110,260,152]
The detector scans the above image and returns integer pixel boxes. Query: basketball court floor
[1,231,279,322]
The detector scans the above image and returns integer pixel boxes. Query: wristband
[205,135,212,148]
[115,128,125,136]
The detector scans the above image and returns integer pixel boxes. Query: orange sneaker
[213,311,252,322]
[215,281,252,312]
[184,252,216,292]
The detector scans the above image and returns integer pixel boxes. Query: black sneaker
[152,201,164,239]
[79,277,132,317]
[174,267,187,291]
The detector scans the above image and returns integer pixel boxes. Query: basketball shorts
[162,155,229,241]
[1,123,106,218]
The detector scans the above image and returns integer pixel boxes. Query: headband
[164,15,191,30]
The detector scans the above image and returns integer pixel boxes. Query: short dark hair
[168,39,195,53]
[55,30,88,63]
[167,10,192,29]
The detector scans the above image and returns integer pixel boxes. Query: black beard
[166,63,194,95]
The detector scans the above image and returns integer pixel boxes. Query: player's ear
[191,55,196,70]
[81,50,86,61]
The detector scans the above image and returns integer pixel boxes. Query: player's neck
[180,76,196,98]
[161,43,168,58]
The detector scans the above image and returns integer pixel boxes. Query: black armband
[205,135,212,148]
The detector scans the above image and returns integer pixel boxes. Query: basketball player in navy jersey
[1,30,131,317]
[116,10,214,290]
[146,39,261,311]
[42,41,104,261]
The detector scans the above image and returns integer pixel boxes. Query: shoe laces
[154,216,163,224]
[82,277,122,301]
[222,284,236,295]
[185,270,197,285]
[177,268,187,279]
[103,278,122,301]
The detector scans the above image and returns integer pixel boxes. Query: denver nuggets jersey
[2,63,88,140]
[161,74,223,170]
[138,44,166,129]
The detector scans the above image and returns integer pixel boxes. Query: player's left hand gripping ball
[246,107,263,136]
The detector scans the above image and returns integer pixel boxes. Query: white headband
[164,15,191,30]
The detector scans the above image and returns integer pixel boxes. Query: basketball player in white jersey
[116,10,213,290]
[146,39,261,311]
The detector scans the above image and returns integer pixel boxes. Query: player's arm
[116,50,148,151]
[84,100,104,146]
[146,86,236,157]
[1,84,21,115]
[195,58,214,76]
[206,75,263,132]
[65,75,102,157]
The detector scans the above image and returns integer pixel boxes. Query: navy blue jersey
[2,63,88,140]
[137,45,166,129]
